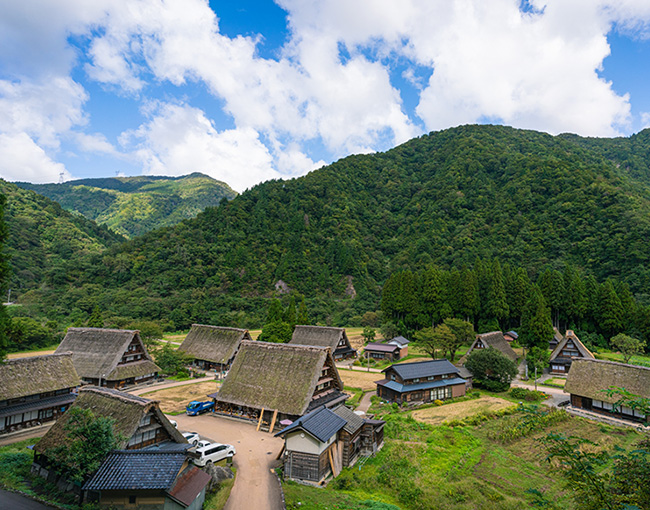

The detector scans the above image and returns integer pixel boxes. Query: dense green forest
[16,173,237,238]
[6,125,650,346]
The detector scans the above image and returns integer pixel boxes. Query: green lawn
[594,350,650,367]
[283,407,643,510]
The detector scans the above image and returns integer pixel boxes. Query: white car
[196,439,212,449]
[182,432,200,445]
[193,443,236,466]
[168,419,178,428]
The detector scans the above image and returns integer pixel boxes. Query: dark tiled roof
[388,336,410,346]
[275,406,346,443]
[456,366,473,380]
[364,343,400,353]
[332,405,364,434]
[505,331,518,339]
[305,390,348,413]
[167,466,211,507]
[376,377,466,394]
[383,359,460,379]
[83,451,185,491]
[178,324,251,364]
[0,353,80,401]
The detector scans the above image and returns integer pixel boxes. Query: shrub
[434,399,444,406]
[510,387,545,402]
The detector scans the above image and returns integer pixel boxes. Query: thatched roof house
[55,328,160,387]
[210,341,346,426]
[565,358,649,424]
[34,386,186,457]
[0,353,80,434]
[550,327,563,350]
[178,324,251,370]
[466,331,518,362]
[549,330,594,374]
[289,325,356,360]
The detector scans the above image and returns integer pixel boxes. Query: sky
[1,1,650,192]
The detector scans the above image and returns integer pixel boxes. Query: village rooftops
[275,406,347,442]
[364,343,401,353]
[0,353,80,402]
[288,325,356,359]
[178,324,251,364]
[387,336,410,347]
[564,358,650,403]
[467,331,518,361]
[382,358,460,380]
[550,330,594,363]
[54,327,160,383]
[332,405,365,435]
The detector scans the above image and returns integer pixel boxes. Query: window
[316,381,330,391]
[603,402,613,411]
[427,376,436,381]
[429,386,452,400]
[593,400,603,408]
[441,374,450,379]
[412,378,420,383]
[139,414,151,427]
[129,495,136,504]
[390,374,396,381]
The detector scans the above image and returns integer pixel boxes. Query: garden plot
[412,396,514,425]
[339,369,381,392]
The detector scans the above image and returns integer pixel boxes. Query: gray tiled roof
[275,406,346,443]
[383,359,460,380]
[332,405,365,434]
[83,451,185,491]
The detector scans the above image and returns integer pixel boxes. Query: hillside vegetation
[10,125,650,332]
[16,173,237,238]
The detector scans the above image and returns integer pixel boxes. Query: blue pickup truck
[185,400,215,416]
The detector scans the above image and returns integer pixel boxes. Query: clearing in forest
[412,396,514,425]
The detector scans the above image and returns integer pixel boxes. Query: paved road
[357,392,374,414]
[172,413,285,510]
[0,490,57,510]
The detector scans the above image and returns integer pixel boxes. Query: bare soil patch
[412,396,514,425]
[142,380,219,414]
[339,369,381,391]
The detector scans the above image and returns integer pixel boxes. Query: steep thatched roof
[55,328,160,381]
[0,353,80,401]
[565,358,650,403]
[178,324,251,363]
[35,387,185,454]
[468,331,518,361]
[213,341,342,416]
[550,330,594,362]
[289,325,351,352]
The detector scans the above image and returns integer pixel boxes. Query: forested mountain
[16,173,237,238]
[13,125,650,332]
[0,180,124,296]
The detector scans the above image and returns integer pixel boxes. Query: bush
[510,387,546,402]
[434,399,444,406]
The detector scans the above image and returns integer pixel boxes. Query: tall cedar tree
[486,259,509,328]
[519,285,554,350]
[598,279,624,338]
[0,194,9,360]
[420,265,444,326]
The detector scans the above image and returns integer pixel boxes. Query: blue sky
[1,1,650,191]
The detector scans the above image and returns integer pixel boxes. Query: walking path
[357,392,374,414]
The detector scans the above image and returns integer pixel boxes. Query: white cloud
[74,133,121,157]
[0,133,71,183]
[120,102,279,191]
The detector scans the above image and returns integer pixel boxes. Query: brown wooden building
[564,358,649,424]
[375,359,467,404]
[178,324,251,371]
[55,328,160,388]
[289,325,357,360]
[210,341,348,428]
[549,330,594,374]
[0,353,80,435]
[466,331,518,362]
[33,387,187,490]
[363,342,402,361]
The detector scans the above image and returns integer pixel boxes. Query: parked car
[192,443,236,466]
[182,432,200,445]
[196,439,212,449]
[169,419,178,428]
[186,400,215,416]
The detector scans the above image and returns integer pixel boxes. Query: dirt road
[172,413,285,510]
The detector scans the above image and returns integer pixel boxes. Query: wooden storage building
[289,325,356,361]
[178,324,251,371]
[564,358,649,424]
[466,331,518,362]
[363,342,402,361]
[375,359,466,404]
[55,328,160,388]
[0,353,80,435]
[549,330,594,374]
[209,341,347,428]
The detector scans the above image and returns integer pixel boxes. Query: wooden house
[386,336,410,358]
[178,324,252,371]
[503,331,518,343]
[549,327,563,350]
[456,365,474,390]
[375,359,466,404]
[33,386,187,485]
[363,342,402,361]
[549,330,594,374]
[0,353,80,435]
[55,328,160,388]
[83,450,210,510]
[466,331,518,362]
[564,358,649,424]
[209,341,347,428]
[289,325,356,361]
[275,405,385,484]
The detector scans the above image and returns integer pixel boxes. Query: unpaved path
[172,413,284,510]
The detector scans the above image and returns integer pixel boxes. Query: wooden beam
[269,409,278,433]
[256,408,265,431]
[328,446,337,477]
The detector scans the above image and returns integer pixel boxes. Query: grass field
[142,380,219,414]
[595,350,650,367]
[542,378,566,388]
[339,369,381,391]
[411,396,515,426]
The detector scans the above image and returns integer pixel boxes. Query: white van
[193,443,236,466]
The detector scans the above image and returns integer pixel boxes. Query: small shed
[178,324,252,371]
[363,342,402,361]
